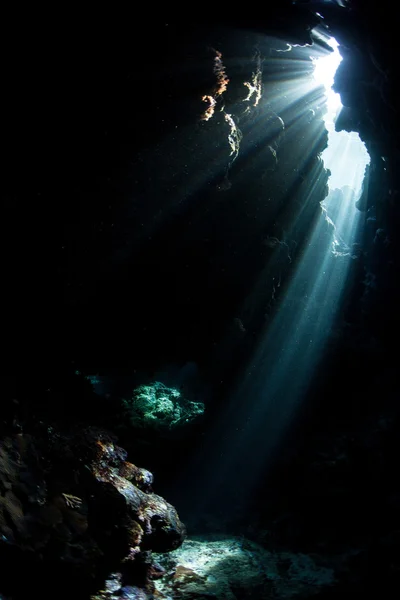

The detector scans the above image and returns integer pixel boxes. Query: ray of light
[180,34,371,522]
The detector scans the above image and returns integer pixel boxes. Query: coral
[123,382,204,432]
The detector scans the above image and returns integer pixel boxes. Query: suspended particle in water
[216,174,232,192]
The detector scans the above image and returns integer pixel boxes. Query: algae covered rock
[153,535,335,599]
[123,382,204,432]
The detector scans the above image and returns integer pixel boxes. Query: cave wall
[236,3,400,593]
[2,3,399,595]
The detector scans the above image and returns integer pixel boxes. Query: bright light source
[312,36,370,199]
[312,38,342,114]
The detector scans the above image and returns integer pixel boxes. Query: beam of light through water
[183,34,370,522]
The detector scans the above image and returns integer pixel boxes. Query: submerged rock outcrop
[0,426,186,599]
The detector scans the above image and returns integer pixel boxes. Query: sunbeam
[182,32,371,524]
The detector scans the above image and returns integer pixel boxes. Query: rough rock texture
[2,2,400,598]
[300,0,400,343]
[153,535,335,599]
[0,426,186,599]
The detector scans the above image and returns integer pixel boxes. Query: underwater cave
[2,2,400,598]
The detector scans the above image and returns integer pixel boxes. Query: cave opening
[2,7,400,598]
[313,33,370,250]
[170,28,373,535]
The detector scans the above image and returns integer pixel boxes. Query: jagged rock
[0,426,186,599]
